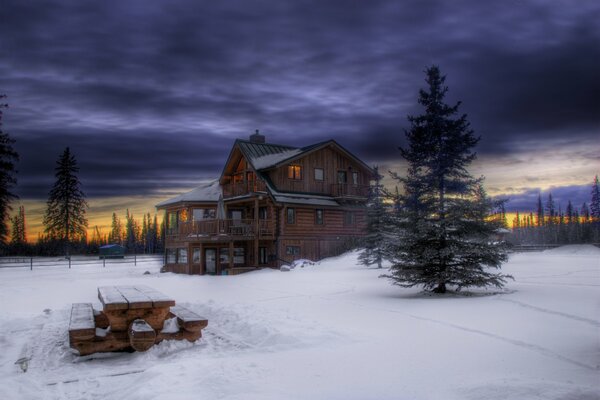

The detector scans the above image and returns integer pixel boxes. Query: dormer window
[288,165,302,180]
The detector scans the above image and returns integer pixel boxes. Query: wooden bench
[170,305,208,333]
[69,303,96,342]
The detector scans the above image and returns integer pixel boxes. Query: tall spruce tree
[359,166,388,268]
[0,95,19,246]
[591,175,600,221]
[43,147,88,255]
[383,66,510,293]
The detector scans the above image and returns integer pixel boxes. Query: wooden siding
[281,207,366,236]
[267,146,371,195]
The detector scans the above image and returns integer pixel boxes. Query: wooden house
[156,132,374,275]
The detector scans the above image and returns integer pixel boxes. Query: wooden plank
[134,285,176,308]
[98,286,129,311]
[114,286,153,309]
[69,303,95,341]
[170,305,208,332]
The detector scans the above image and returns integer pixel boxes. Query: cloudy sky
[1,0,599,239]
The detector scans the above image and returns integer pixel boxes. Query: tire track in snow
[405,313,598,371]
[310,295,599,372]
[496,298,600,328]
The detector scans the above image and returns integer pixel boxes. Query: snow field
[0,246,598,399]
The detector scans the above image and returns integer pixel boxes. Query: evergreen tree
[43,147,88,255]
[384,66,510,293]
[536,194,544,227]
[10,205,26,245]
[359,166,388,269]
[591,175,600,221]
[0,95,19,246]
[108,212,122,244]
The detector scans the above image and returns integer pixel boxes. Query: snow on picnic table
[0,245,598,400]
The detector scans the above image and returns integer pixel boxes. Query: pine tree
[383,66,510,293]
[591,175,600,221]
[10,205,26,245]
[536,194,544,227]
[0,95,19,246]
[43,147,88,255]
[359,166,388,269]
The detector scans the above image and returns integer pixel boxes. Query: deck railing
[223,180,267,198]
[330,184,370,198]
[167,219,275,241]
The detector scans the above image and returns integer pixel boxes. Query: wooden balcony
[223,180,267,198]
[330,184,370,199]
[167,219,275,242]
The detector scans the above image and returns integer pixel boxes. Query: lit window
[288,165,302,180]
[352,172,359,185]
[315,209,324,225]
[314,168,324,181]
[287,208,296,224]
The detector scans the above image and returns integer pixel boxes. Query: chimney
[249,129,266,144]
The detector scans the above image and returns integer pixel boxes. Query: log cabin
[156,131,374,275]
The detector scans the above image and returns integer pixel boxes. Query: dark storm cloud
[1,0,599,201]
[498,184,594,213]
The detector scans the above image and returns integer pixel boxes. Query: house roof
[155,180,221,208]
[236,139,373,175]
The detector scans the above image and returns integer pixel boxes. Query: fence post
[69,257,71,269]
[103,257,106,268]
[134,254,137,266]
[30,257,33,271]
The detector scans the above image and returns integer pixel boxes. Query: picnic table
[69,285,208,356]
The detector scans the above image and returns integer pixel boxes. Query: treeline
[5,208,165,256]
[508,176,600,245]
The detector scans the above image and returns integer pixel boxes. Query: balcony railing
[330,184,370,198]
[167,219,275,241]
[223,180,267,198]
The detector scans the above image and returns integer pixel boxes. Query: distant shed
[99,244,126,259]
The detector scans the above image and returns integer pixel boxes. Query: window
[259,247,268,264]
[233,248,245,264]
[168,212,178,230]
[315,209,324,225]
[337,171,347,184]
[259,207,268,220]
[286,246,301,255]
[219,248,229,265]
[314,168,324,181]
[352,171,359,185]
[178,209,188,222]
[192,248,201,264]
[166,248,177,263]
[287,208,296,224]
[178,248,187,263]
[193,208,215,221]
[288,165,303,180]
[344,211,355,225]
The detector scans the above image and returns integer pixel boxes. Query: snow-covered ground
[0,246,598,400]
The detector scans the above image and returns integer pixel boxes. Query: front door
[205,248,217,275]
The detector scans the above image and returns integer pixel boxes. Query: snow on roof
[272,193,340,207]
[250,149,303,170]
[156,180,221,208]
